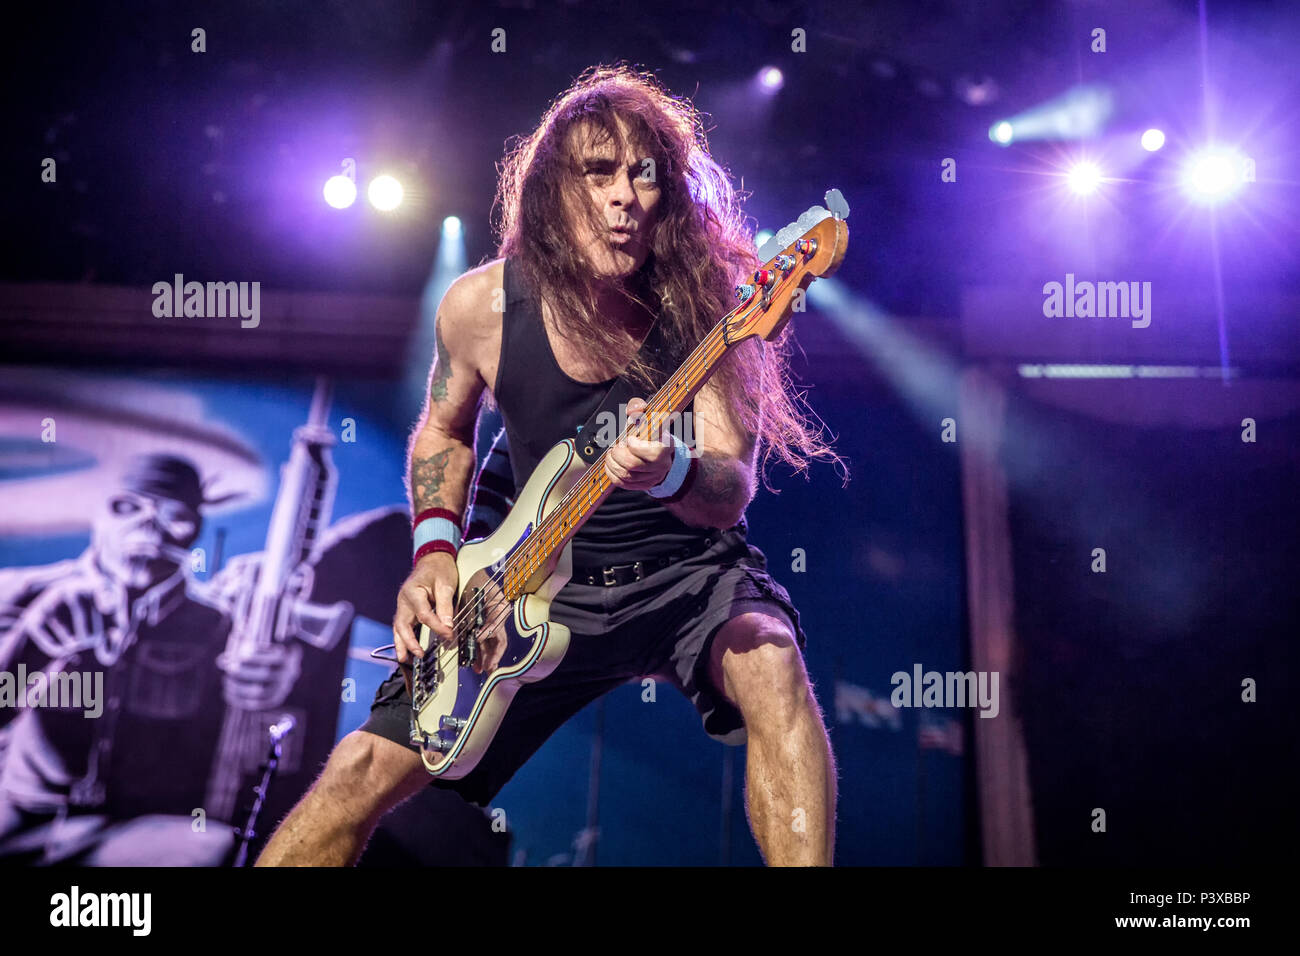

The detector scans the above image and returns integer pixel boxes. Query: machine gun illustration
[205,378,354,824]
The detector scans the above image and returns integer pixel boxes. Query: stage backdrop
[0,363,968,865]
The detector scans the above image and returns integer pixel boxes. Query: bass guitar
[409,191,850,778]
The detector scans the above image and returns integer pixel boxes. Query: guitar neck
[502,313,742,597]
[495,194,851,597]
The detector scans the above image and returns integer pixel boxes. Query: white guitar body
[411,437,585,778]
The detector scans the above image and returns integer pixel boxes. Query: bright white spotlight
[323,175,356,209]
[758,66,784,92]
[368,174,404,211]
[990,121,1014,145]
[1183,148,1245,202]
[442,215,462,238]
[1140,128,1165,152]
[1066,161,1103,195]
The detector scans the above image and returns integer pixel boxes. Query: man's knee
[315,731,429,822]
[710,613,811,725]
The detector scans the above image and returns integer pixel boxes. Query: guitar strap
[572,313,672,466]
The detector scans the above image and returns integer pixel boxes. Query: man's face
[566,117,662,281]
[92,490,199,588]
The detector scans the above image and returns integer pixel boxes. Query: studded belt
[572,530,723,587]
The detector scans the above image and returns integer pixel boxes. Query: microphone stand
[231,715,296,867]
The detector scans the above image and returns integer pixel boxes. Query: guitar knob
[417,730,452,753]
[440,715,467,732]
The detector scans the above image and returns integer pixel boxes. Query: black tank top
[493,256,726,565]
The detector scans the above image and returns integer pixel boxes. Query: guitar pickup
[458,586,487,667]
[412,655,439,708]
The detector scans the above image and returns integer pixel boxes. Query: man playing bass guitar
[257,63,843,867]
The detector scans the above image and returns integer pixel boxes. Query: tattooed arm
[408,334,476,521]
[407,271,493,518]
[395,267,493,662]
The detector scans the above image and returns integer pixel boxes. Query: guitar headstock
[727,188,850,344]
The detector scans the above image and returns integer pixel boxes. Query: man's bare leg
[255,731,431,867]
[711,613,837,866]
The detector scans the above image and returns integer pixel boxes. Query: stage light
[1140,128,1166,152]
[443,216,462,238]
[323,175,356,209]
[955,74,999,107]
[368,175,404,211]
[1183,148,1246,202]
[989,84,1113,144]
[758,67,784,92]
[1066,161,1102,196]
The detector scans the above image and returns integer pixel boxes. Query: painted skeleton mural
[0,377,426,865]
[0,454,299,863]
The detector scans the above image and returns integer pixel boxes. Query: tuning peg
[824,188,850,221]
[774,254,795,273]
[795,238,817,255]
[753,269,774,287]
[734,283,756,302]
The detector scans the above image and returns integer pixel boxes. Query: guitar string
[421,274,792,679]
[417,318,733,677]
[471,255,808,621]
[418,323,729,677]
[422,259,796,678]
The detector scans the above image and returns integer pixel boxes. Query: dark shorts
[359,526,807,807]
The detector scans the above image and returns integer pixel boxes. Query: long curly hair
[492,62,847,491]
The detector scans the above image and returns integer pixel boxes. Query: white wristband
[647,432,693,499]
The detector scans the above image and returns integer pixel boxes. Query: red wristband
[413,507,462,566]
[413,540,458,566]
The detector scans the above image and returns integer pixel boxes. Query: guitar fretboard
[501,314,739,597]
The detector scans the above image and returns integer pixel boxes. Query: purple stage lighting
[323,175,357,209]
[758,66,784,92]
[1141,128,1166,152]
[1066,161,1102,196]
[1183,148,1246,202]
